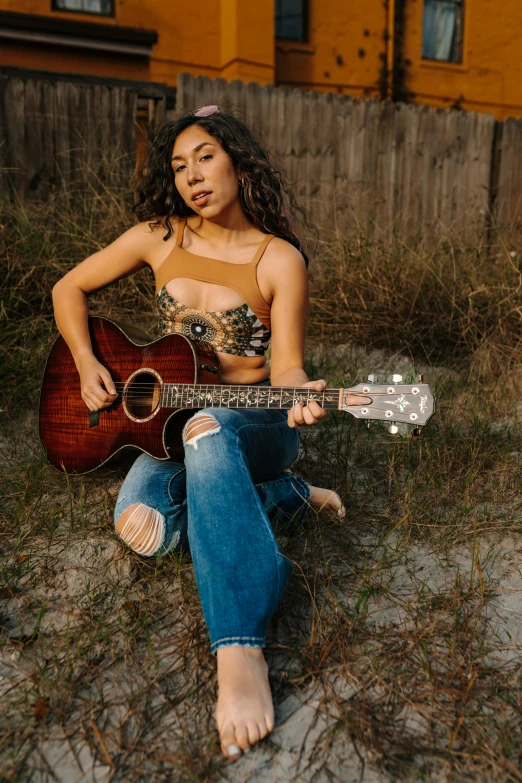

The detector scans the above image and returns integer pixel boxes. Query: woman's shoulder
[257,236,307,299]
[128,216,181,262]
[263,235,306,269]
[131,215,180,239]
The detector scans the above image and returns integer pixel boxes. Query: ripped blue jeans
[114,381,312,654]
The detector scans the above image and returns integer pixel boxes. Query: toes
[235,723,251,751]
[220,724,241,758]
[246,720,260,746]
[220,716,275,757]
[330,493,346,517]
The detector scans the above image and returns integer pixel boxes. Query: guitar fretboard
[160,384,343,410]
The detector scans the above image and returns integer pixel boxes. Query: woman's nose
[187,165,202,186]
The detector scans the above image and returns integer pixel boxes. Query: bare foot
[308,484,346,518]
[284,470,346,519]
[216,646,274,759]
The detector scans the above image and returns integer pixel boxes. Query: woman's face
[171,124,240,218]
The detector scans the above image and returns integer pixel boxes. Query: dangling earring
[239,177,244,188]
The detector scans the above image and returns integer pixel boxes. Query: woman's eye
[174,155,210,173]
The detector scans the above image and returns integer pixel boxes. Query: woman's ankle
[217,645,265,661]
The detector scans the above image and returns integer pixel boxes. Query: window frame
[421,0,464,64]
[51,0,115,18]
[275,0,309,43]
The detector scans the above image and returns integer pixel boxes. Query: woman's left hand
[287,379,328,428]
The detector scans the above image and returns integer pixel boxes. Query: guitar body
[39,317,221,474]
[40,317,436,475]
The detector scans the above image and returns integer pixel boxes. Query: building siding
[403,0,522,119]
[0,0,521,119]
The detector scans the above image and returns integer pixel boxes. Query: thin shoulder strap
[175,217,187,247]
[251,233,275,266]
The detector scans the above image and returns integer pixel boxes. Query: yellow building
[0,0,521,119]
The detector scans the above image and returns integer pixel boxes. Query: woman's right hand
[78,354,118,411]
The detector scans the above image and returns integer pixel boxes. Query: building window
[422,0,464,63]
[52,0,115,16]
[275,0,308,42]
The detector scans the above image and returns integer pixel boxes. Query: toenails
[227,743,241,758]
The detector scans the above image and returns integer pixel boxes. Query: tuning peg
[412,427,422,437]
[391,374,403,383]
[367,420,371,429]
[367,374,378,383]
[417,374,424,383]
[388,423,399,435]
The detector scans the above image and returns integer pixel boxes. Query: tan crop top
[155,218,275,357]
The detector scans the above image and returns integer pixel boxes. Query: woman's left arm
[267,241,327,429]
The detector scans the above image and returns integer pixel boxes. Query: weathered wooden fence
[175,73,522,238]
[1,67,522,238]
[0,67,175,200]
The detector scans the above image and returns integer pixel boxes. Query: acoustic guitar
[39,316,436,475]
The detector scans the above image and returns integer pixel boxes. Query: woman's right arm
[52,222,153,412]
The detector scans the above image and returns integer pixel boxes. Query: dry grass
[308,222,522,376]
[1,184,522,782]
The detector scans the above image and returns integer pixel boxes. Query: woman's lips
[193,192,211,206]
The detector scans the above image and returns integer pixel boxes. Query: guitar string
[93,384,421,396]
[100,382,419,390]
[104,398,425,413]
[98,382,420,397]
[89,395,422,413]
[100,389,424,405]
[100,390,418,408]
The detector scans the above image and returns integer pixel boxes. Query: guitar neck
[161,384,343,410]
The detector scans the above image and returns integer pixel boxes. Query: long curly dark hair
[133,112,315,267]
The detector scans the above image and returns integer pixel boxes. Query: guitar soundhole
[124,371,161,422]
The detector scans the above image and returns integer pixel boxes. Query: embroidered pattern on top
[157,286,271,357]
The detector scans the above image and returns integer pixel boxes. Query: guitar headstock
[342,375,435,427]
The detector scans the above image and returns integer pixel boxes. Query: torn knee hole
[116,503,165,556]
[182,413,221,450]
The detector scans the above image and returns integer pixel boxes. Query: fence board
[24,80,45,198]
[67,83,83,189]
[393,103,412,232]
[95,85,111,164]
[496,117,522,227]
[244,81,261,136]
[4,79,27,197]
[41,81,56,195]
[452,110,469,231]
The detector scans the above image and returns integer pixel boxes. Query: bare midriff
[217,352,270,385]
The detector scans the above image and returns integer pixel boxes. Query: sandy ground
[2,345,522,782]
